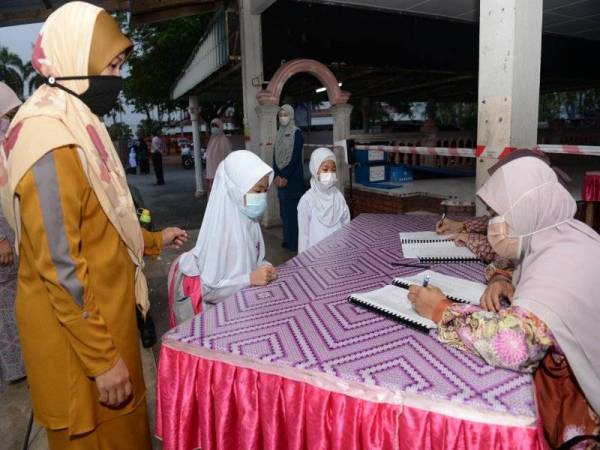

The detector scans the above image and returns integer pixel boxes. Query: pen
[390,262,431,269]
[422,274,431,288]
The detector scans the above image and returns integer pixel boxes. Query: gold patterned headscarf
[0,2,151,314]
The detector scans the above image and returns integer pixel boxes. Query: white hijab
[478,156,600,414]
[307,147,350,227]
[179,150,274,287]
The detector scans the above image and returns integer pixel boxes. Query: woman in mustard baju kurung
[0,3,186,449]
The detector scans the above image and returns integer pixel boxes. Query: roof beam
[0,0,130,27]
[249,0,277,14]
[129,0,217,26]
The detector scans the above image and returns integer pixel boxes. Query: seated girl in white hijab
[297,147,350,253]
[168,150,277,323]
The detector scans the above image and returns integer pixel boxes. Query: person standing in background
[0,82,25,390]
[205,118,232,196]
[151,133,165,185]
[273,104,304,252]
[137,136,150,174]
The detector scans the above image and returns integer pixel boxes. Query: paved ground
[0,157,295,450]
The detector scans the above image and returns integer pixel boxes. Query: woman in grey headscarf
[273,104,304,251]
[0,82,25,389]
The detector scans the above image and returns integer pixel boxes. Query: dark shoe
[136,309,157,348]
[281,242,287,248]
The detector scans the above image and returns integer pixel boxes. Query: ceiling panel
[407,0,477,18]
[303,0,600,41]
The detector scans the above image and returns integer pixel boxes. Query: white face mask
[241,192,268,220]
[279,115,290,126]
[318,172,337,188]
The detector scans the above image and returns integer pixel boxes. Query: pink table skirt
[156,344,547,450]
[582,172,600,202]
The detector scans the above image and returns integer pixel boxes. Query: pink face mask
[487,215,522,259]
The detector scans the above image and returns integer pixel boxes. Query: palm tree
[22,61,45,97]
[0,47,25,98]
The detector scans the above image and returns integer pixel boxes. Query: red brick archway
[257,59,351,106]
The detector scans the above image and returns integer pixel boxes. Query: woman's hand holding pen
[407,284,446,320]
[436,217,465,235]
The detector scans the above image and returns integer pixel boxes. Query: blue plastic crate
[355,148,388,164]
[389,165,414,182]
[356,164,389,184]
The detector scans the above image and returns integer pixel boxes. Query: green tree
[136,118,162,139]
[124,15,211,123]
[0,47,26,98]
[108,122,133,141]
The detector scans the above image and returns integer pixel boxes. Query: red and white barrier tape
[353,144,600,158]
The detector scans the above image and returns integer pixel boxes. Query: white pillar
[257,104,281,227]
[476,0,543,214]
[240,0,263,155]
[188,95,205,196]
[331,103,354,191]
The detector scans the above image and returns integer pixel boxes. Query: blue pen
[422,274,430,288]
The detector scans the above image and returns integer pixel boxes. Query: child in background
[126,146,137,174]
[297,147,350,253]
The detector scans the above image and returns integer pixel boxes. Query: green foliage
[124,15,211,121]
[433,102,477,130]
[108,122,133,141]
[136,118,162,139]
[0,47,26,98]
[539,89,600,122]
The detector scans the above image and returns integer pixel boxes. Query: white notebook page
[393,270,484,305]
[401,240,478,260]
[399,231,453,243]
[349,285,437,329]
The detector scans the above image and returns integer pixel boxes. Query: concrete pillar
[476,0,543,213]
[188,95,205,196]
[256,104,281,227]
[240,0,263,155]
[331,103,354,190]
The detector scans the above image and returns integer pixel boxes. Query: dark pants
[279,196,300,252]
[152,152,165,185]
[139,159,150,174]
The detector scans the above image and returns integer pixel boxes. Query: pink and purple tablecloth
[156,214,546,450]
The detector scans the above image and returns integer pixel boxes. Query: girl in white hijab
[297,147,350,253]
[174,150,278,312]
[409,152,600,448]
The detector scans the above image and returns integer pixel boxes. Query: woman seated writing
[168,151,278,324]
[410,150,600,448]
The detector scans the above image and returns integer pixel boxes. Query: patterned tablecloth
[162,214,537,427]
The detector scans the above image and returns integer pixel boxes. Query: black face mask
[45,75,123,117]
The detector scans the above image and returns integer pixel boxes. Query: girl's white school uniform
[297,147,350,253]
[178,150,274,305]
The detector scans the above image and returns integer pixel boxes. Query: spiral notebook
[399,231,453,244]
[392,270,484,305]
[348,271,484,332]
[401,240,479,262]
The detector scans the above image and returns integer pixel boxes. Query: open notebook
[399,231,453,244]
[348,271,485,332]
[401,240,479,262]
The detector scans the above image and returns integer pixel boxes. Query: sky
[0,22,145,130]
